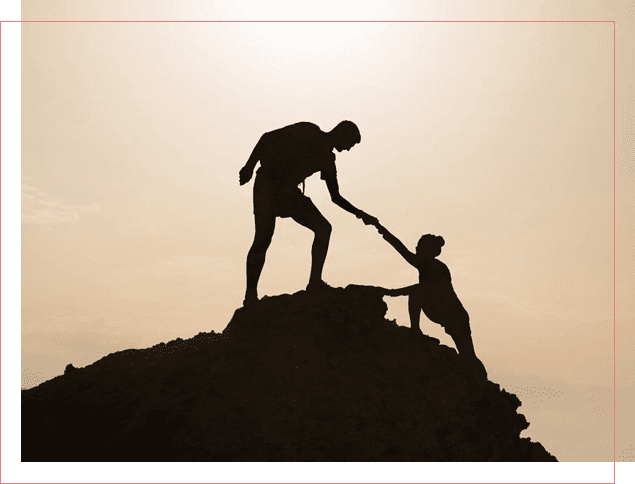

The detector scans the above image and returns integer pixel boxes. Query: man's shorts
[253,174,317,219]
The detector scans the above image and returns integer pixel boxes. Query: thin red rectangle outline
[0,19,618,484]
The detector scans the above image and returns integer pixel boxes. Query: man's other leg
[245,211,276,305]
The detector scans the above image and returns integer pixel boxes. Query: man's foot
[411,327,425,339]
[243,292,259,307]
[306,279,332,293]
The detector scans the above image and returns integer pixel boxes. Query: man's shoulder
[288,121,321,131]
[268,122,322,137]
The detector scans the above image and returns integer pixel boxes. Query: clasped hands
[356,210,378,227]
[357,211,388,237]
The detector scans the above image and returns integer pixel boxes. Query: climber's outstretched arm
[385,284,419,297]
[375,224,419,268]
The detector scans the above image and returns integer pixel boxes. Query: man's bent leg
[245,212,276,305]
[289,197,332,289]
[308,220,332,287]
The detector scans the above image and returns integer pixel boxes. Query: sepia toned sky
[8,0,635,480]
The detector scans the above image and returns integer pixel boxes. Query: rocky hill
[21,285,557,462]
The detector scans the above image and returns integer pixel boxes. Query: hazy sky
[10,0,635,479]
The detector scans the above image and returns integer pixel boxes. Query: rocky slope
[22,285,557,462]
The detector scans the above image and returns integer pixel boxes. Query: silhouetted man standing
[239,121,377,306]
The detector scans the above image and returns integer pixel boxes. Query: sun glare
[232,0,385,51]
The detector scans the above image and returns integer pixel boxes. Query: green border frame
[0,0,635,483]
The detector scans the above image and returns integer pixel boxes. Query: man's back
[257,122,335,187]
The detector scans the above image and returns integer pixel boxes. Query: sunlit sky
[9,0,635,476]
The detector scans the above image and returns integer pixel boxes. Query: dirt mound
[22,285,557,462]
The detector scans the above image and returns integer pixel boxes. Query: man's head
[329,120,361,152]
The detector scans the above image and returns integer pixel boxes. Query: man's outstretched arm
[239,134,266,185]
[324,175,378,226]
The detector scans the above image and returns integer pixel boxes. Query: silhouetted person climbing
[239,121,377,306]
[375,223,486,377]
